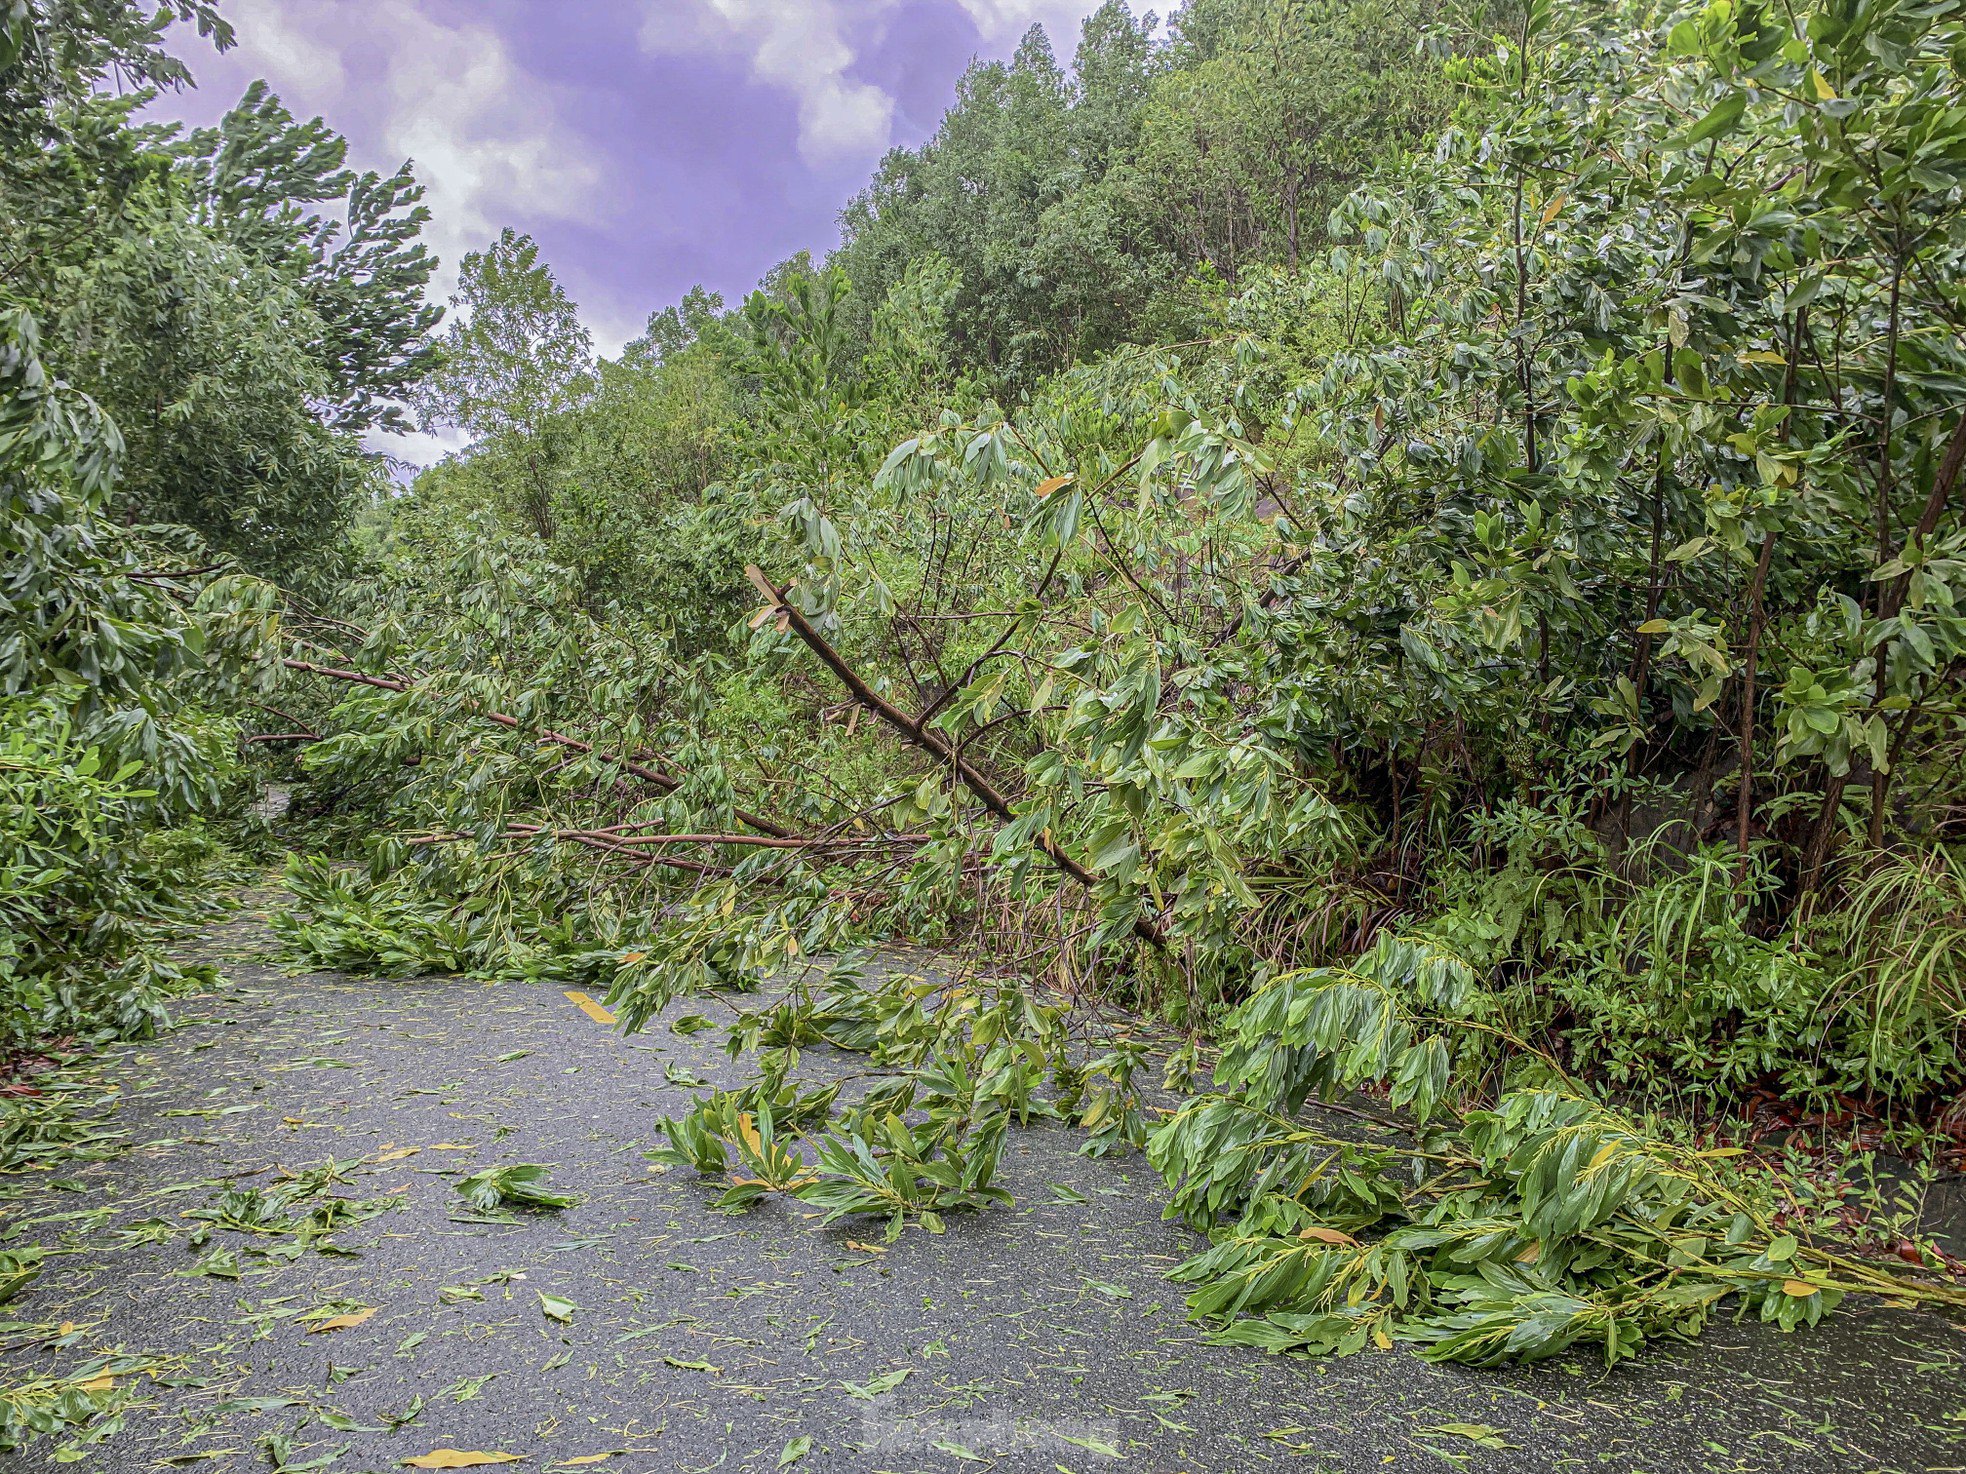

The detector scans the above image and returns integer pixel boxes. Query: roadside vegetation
[6,0,1966,1421]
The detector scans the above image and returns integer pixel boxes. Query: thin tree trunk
[1735,529,1776,886]
[1802,392,1966,892]
[1867,403,1966,847]
[1866,258,1905,850]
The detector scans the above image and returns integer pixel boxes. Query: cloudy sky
[149,0,1107,363]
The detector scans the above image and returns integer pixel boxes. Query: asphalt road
[4,900,1965,1474]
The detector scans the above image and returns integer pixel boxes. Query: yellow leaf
[735,1112,763,1157]
[618,951,647,965]
[1538,191,1567,228]
[77,1373,114,1393]
[1034,473,1074,499]
[1297,1225,1358,1246]
[552,1457,625,1468]
[429,1142,476,1151]
[1809,68,1836,100]
[1514,1240,1542,1264]
[375,1146,421,1164]
[1372,1326,1393,1350]
[1782,1278,1819,1297]
[401,1454,525,1470]
[565,990,616,1026]
[845,1239,888,1255]
[309,1306,377,1334]
[1697,1146,1749,1158]
[57,1322,76,1337]
[1737,349,1788,365]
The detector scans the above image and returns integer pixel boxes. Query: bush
[0,699,234,1051]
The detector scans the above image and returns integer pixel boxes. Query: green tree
[0,304,280,1049]
[617,284,727,374]
[834,23,1081,376]
[416,229,594,544]
[419,227,594,444]
[184,79,442,432]
[3,9,435,580]
[55,186,374,585]
[1141,0,1457,274]
[0,0,229,114]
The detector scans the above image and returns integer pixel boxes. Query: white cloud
[232,2,345,95]
[640,0,898,163]
[954,0,1103,46]
[378,11,602,287]
[365,424,470,475]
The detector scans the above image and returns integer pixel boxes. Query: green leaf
[1685,92,1746,144]
[1057,1431,1125,1457]
[537,1291,577,1323]
[841,1368,911,1400]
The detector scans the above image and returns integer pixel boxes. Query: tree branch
[281,657,794,839]
[745,567,1168,952]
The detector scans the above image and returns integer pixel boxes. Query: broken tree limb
[281,657,794,840]
[453,824,729,877]
[602,831,930,850]
[744,566,1168,952]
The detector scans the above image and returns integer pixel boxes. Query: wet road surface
[4,900,1965,1473]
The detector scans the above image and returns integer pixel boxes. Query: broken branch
[744,566,1168,951]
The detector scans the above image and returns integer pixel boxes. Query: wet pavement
[4,898,1966,1473]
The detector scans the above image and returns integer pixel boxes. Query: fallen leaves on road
[538,1291,577,1322]
[401,1452,524,1469]
[841,1368,910,1400]
[308,1306,377,1334]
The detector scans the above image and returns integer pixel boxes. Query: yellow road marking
[564,990,616,1026]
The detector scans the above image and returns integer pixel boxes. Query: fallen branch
[281,657,793,840]
[604,831,930,851]
[745,567,1168,952]
[410,824,729,877]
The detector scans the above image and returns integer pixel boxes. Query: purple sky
[149,0,1107,364]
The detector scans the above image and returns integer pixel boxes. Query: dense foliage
[332,0,1966,1107]
[0,307,271,1051]
[7,0,1966,1375]
[0,0,414,1048]
[1,0,436,584]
